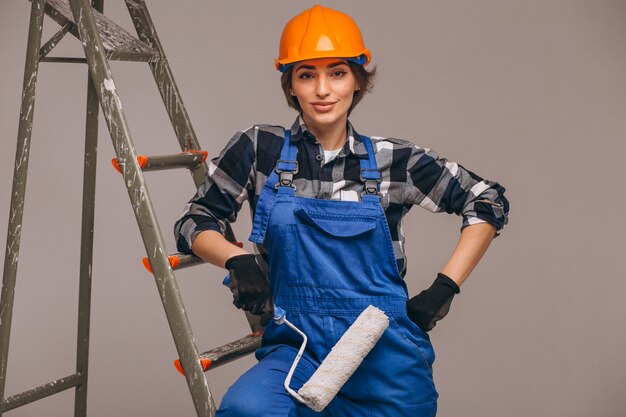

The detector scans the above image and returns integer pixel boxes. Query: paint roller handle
[223,274,285,324]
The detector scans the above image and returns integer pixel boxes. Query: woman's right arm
[191,230,248,268]
[174,127,257,268]
[177,127,276,324]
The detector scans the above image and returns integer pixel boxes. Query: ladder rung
[0,372,83,412]
[142,253,203,273]
[111,151,208,174]
[174,334,263,375]
[141,241,243,273]
[43,0,159,62]
[40,57,87,64]
[39,22,72,60]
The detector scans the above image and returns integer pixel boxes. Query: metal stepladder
[1,0,262,415]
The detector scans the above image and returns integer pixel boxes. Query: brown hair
[280,62,377,116]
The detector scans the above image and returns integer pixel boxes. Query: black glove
[225,254,274,326]
[407,273,460,332]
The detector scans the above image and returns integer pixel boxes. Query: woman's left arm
[406,221,498,332]
[441,222,497,287]
[403,144,510,331]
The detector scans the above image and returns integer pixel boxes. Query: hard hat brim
[275,51,371,73]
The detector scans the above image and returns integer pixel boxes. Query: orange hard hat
[275,4,372,72]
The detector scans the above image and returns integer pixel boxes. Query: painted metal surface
[170,253,204,270]
[40,57,87,63]
[124,0,205,183]
[67,0,215,414]
[0,373,84,412]
[113,152,208,173]
[44,0,159,62]
[74,2,102,407]
[123,0,258,331]
[38,22,71,59]
[142,253,204,274]
[197,334,262,370]
[0,1,46,413]
[138,152,207,171]
[1,2,98,415]
[3,1,263,416]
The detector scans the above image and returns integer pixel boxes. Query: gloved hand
[225,254,274,326]
[407,273,460,332]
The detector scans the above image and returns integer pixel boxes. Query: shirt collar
[289,115,369,159]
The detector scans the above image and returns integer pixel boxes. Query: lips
[311,101,337,112]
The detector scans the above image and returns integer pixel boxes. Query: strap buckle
[275,160,298,174]
[362,180,382,196]
[360,168,382,196]
[275,160,298,189]
[276,171,296,189]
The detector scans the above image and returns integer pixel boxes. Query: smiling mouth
[311,102,337,111]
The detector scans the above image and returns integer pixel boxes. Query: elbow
[174,216,225,255]
[464,184,510,236]
[174,217,194,255]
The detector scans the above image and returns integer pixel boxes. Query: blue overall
[217,131,438,416]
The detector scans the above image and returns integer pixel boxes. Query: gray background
[1,1,625,416]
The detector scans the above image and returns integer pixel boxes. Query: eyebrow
[295,61,348,72]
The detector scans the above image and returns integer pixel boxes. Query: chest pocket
[267,206,382,293]
[294,207,376,238]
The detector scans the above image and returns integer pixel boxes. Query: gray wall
[1,1,625,416]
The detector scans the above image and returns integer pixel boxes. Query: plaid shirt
[174,116,509,277]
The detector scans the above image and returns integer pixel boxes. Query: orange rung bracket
[111,158,122,174]
[174,358,212,375]
[137,156,149,167]
[183,150,208,163]
[142,255,181,273]
[111,156,149,174]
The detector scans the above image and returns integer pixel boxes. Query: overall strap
[249,129,298,243]
[358,135,382,201]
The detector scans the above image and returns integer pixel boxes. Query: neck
[302,114,347,150]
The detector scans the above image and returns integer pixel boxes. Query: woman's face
[291,58,358,131]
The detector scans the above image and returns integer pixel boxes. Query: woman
[174,5,509,416]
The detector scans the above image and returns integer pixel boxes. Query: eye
[297,72,314,79]
[331,70,347,78]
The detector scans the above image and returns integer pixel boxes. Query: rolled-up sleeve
[404,145,509,236]
[174,127,256,254]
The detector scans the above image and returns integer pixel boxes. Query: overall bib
[217,131,438,417]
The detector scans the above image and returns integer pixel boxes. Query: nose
[315,74,330,97]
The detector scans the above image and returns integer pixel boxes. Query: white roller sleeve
[296,305,389,412]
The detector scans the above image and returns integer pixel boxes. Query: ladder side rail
[124,0,245,244]
[73,72,98,417]
[66,0,215,415]
[125,0,259,333]
[74,0,102,409]
[124,0,206,185]
[124,0,242,251]
[0,0,47,411]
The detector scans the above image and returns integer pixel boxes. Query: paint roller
[223,275,389,412]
